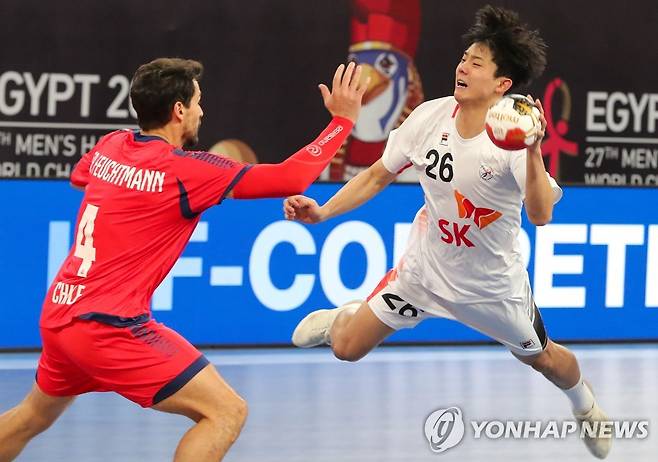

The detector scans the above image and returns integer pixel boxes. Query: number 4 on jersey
[74,204,99,277]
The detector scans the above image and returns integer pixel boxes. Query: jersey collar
[133,130,169,144]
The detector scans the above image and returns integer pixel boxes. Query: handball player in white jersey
[284,5,611,459]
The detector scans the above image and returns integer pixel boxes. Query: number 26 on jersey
[425,150,453,182]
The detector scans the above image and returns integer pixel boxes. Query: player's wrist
[330,115,356,128]
[317,205,332,222]
[526,145,542,158]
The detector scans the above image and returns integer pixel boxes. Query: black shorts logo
[520,339,536,349]
[131,325,177,357]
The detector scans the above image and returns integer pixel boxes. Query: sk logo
[454,190,502,229]
[424,407,465,454]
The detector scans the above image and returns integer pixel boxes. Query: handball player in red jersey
[0,58,368,462]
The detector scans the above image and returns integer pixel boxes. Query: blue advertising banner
[1,181,656,349]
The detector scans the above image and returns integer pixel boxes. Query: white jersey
[382,96,562,303]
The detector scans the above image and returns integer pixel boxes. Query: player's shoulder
[80,129,131,158]
[99,129,133,145]
[172,148,246,170]
[414,96,457,114]
[408,97,459,123]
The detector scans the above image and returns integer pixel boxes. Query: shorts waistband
[77,312,150,327]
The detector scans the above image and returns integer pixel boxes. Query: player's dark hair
[130,58,203,130]
[462,5,547,90]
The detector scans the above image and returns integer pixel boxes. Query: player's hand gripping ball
[485,94,541,150]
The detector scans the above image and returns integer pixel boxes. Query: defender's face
[454,43,506,105]
[182,80,203,146]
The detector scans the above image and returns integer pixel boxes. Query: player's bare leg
[330,301,395,361]
[0,384,74,462]
[514,339,580,389]
[515,340,611,459]
[152,364,248,462]
[292,300,394,362]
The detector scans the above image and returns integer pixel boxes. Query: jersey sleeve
[70,150,94,187]
[173,151,250,214]
[381,128,411,173]
[381,100,434,174]
[510,150,563,203]
[231,116,353,199]
[71,130,124,188]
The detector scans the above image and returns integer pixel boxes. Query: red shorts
[37,317,209,408]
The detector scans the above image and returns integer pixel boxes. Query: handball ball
[485,94,541,150]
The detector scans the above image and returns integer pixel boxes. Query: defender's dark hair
[130,58,203,130]
[462,5,547,90]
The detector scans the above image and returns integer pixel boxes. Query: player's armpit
[230,116,353,199]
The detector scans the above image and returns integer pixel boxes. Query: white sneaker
[574,384,612,459]
[291,303,359,348]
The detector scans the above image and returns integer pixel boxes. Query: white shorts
[366,269,548,356]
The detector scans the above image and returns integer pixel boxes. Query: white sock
[563,376,595,414]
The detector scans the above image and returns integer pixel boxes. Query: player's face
[454,43,507,106]
[182,80,203,146]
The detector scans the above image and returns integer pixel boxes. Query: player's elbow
[274,166,319,196]
[282,179,313,197]
[70,182,85,192]
[525,198,554,226]
[527,210,552,226]
[369,159,397,189]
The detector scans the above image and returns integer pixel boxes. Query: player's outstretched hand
[319,62,370,123]
[283,195,324,224]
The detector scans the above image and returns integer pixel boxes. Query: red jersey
[40,130,248,328]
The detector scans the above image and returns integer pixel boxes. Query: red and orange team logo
[454,190,501,229]
[436,191,502,248]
